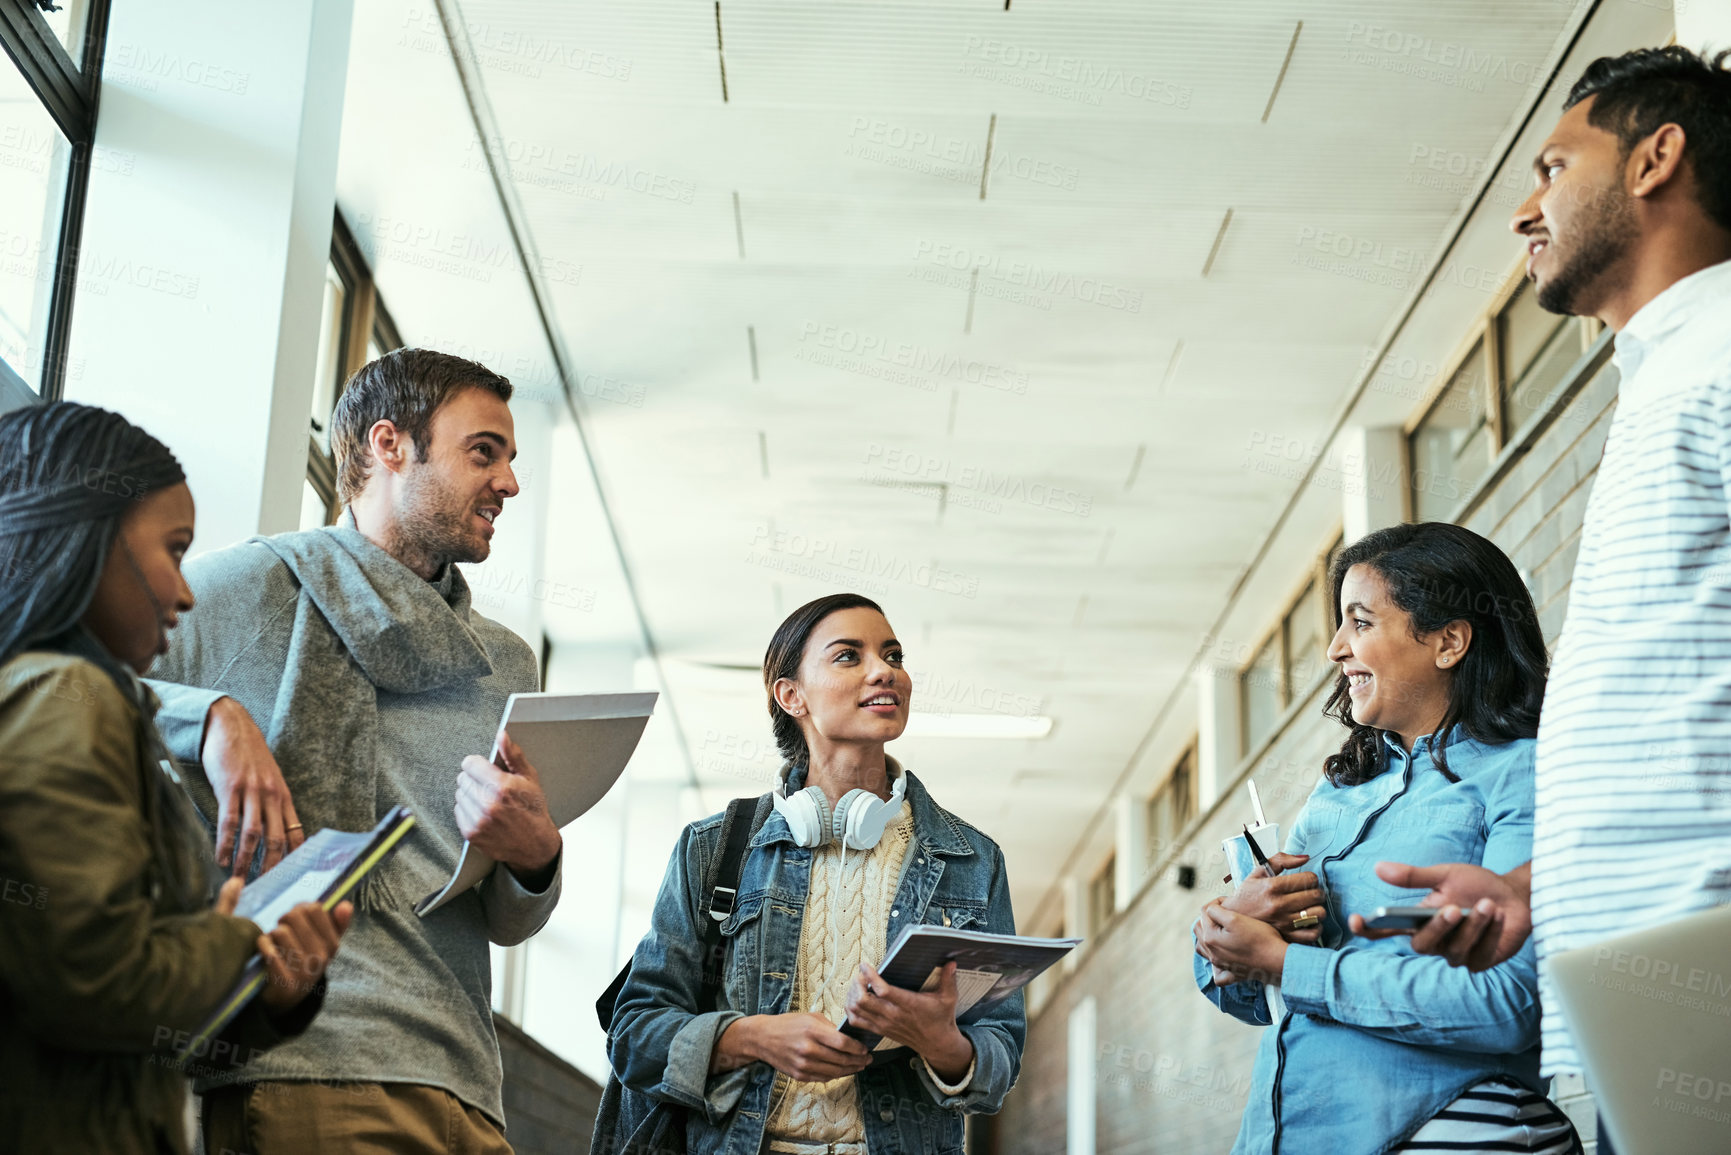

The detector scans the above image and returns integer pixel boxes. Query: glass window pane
[1146,791,1170,861]
[1409,339,1492,520]
[37,0,93,68]
[1242,631,1285,752]
[1286,581,1326,694]
[367,331,386,363]
[1498,278,1568,388]
[299,478,329,531]
[309,263,346,453]
[1502,317,1582,443]
[1169,748,1195,833]
[1148,747,1196,866]
[1089,860,1115,930]
[0,63,73,393]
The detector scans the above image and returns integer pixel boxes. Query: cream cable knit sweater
[766,807,916,1143]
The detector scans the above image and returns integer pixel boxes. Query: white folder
[415,691,657,916]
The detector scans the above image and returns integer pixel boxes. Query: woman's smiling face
[1326,563,1465,750]
[774,606,911,753]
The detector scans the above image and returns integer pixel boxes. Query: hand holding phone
[1362,905,1438,932]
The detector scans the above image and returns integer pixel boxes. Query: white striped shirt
[1393,1078,1579,1153]
[1532,259,1731,1075]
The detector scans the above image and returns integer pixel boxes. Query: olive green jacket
[0,652,317,1155]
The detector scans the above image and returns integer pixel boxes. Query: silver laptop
[1549,903,1731,1155]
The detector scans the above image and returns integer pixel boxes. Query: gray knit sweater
[146,523,560,1126]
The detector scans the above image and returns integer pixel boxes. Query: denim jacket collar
[756,756,975,857]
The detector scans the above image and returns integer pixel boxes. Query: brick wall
[994,353,1622,1155]
[496,1013,605,1153]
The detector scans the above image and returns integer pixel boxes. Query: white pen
[1248,779,1267,829]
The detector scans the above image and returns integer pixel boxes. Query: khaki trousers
[201,1081,512,1155]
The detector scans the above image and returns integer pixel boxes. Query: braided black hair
[0,402,209,911]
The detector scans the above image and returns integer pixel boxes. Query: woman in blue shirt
[1194,523,1581,1154]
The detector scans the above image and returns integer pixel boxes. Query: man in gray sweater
[148,349,563,1153]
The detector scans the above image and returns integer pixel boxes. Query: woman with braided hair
[0,402,351,1155]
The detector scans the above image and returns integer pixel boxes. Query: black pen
[1243,823,1279,876]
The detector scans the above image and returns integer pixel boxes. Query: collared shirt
[1198,728,1544,1155]
[1532,258,1731,1074]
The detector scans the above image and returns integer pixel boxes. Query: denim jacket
[1194,728,1543,1155]
[608,765,1025,1155]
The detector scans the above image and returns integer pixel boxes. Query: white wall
[1676,7,1730,55]
[66,0,353,553]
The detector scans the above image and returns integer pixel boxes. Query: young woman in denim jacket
[1194,524,1581,1154]
[608,593,1024,1155]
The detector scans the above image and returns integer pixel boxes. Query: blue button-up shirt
[1196,728,1543,1154]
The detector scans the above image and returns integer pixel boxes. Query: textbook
[415,691,658,916]
[172,805,418,1066]
[840,925,1080,1059]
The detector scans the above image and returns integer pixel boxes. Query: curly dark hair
[762,592,886,769]
[1565,46,1731,231]
[1322,523,1548,787]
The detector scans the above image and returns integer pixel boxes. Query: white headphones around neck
[773,772,907,850]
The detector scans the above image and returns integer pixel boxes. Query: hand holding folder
[455,731,563,882]
[417,692,658,916]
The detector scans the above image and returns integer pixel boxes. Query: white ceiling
[434,0,1589,919]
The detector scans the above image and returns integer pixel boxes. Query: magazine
[840,924,1080,1058]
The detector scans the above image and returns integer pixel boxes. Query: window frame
[1146,741,1198,870]
[1239,618,1287,754]
[303,211,402,526]
[1087,853,1116,934]
[1406,253,1598,516]
[0,0,113,401]
[1240,533,1343,751]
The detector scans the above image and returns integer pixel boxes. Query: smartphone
[1365,905,1438,931]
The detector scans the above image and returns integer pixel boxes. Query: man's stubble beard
[390,463,489,573]
[1536,179,1638,317]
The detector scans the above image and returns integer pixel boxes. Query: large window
[1408,259,1598,520]
[1146,743,1197,864]
[0,0,111,401]
[1240,540,1339,752]
[1499,276,1594,440]
[1410,339,1493,521]
[301,212,402,529]
[1087,854,1116,935]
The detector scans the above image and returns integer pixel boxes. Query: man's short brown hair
[330,348,513,504]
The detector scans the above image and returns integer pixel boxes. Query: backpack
[590,794,772,1154]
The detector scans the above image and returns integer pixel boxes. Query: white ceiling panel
[450,0,1584,920]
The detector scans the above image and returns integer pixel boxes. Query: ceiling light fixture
[902,713,1053,740]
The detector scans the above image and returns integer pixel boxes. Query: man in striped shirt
[1353,42,1731,1136]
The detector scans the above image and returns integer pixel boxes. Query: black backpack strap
[597,794,772,1030]
[694,794,772,1012]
